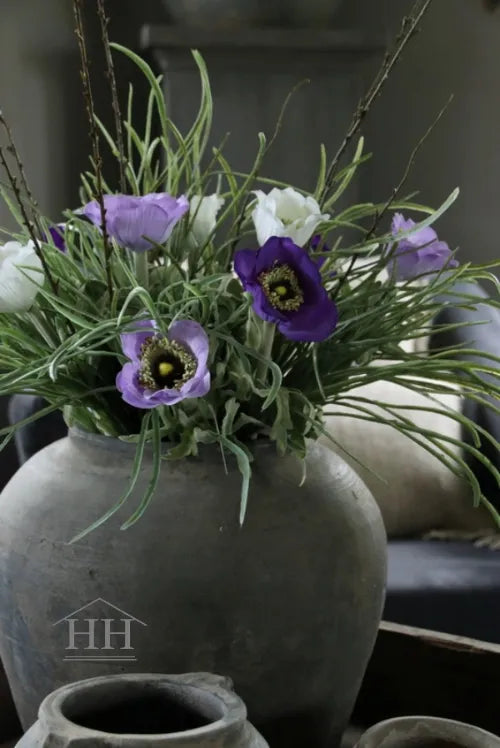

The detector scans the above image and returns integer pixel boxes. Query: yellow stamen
[158,361,174,377]
[258,263,304,311]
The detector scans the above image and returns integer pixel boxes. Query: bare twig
[73,0,113,297]
[332,94,454,302]
[0,146,58,294]
[0,111,42,231]
[96,0,126,193]
[320,0,434,205]
[365,94,454,240]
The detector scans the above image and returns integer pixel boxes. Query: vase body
[0,430,386,747]
[161,0,342,29]
[355,716,500,747]
[16,672,268,747]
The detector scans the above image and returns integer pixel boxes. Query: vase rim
[39,673,247,744]
[69,425,277,457]
[69,426,149,452]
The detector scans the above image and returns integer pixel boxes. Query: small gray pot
[355,715,500,747]
[16,673,268,747]
[161,0,343,28]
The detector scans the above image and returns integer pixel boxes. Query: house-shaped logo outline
[53,598,147,662]
[53,598,147,627]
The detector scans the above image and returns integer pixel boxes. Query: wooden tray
[353,620,500,735]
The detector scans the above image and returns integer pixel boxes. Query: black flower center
[139,336,197,391]
[258,263,304,311]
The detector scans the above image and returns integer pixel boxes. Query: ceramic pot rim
[356,714,500,746]
[39,673,247,743]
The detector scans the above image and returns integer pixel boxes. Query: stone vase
[161,0,343,29]
[355,716,500,747]
[0,429,386,748]
[16,673,268,747]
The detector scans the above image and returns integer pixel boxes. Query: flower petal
[144,192,189,213]
[254,236,302,274]
[168,319,209,368]
[47,225,67,253]
[189,194,224,245]
[109,203,173,252]
[290,214,325,248]
[273,187,306,221]
[391,212,414,234]
[116,363,157,409]
[252,203,284,246]
[180,370,211,399]
[233,248,259,283]
[0,241,44,313]
[120,319,157,362]
[390,213,457,280]
[279,295,338,342]
[416,242,457,276]
[81,200,103,225]
[83,193,189,252]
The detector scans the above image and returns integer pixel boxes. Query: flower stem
[257,321,276,385]
[135,252,149,290]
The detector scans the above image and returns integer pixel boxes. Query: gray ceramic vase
[355,715,500,747]
[16,672,268,747]
[0,429,386,748]
[161,0,343,28]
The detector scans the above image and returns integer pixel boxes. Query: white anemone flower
[189,194,225,246]
[0,240,44,313]
[252,187,330,247]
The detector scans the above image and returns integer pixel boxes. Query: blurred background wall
[0,0,164,231]
[353,0,500,269]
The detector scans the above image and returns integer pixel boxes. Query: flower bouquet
[0,1,498,538]
[1,1,500,740]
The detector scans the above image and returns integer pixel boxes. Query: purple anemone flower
[43,225,66,253]
[83,193,189,253]
[389,213,458,280]
[116,319,211,409]
[234,236,338,342]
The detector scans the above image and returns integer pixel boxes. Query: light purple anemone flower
[116,319,211,409]
[234,236,338,342]
[83,193,189,253]
[389,213,458,280]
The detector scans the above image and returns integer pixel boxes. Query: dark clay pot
[0,429,386,747]
[16,673,268,747]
